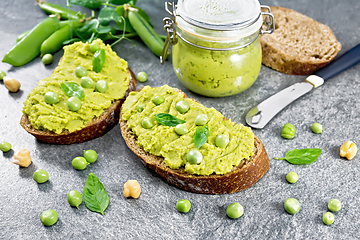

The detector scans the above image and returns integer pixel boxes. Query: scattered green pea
[175,123,188,136]
[72,157,89,170]
[286,171,299,184]
[226,202,244,219]
[44,91,59,105]
[33,169,49,184]
[284,198,300,214]
[67,97,81,111]
[281,123,295,139]
[0,70,6,80]
[136,103,146,112]
[0,142,11,152]
[75,66,88,78]
[323,212,335,225]
[328,199,342,212]
[40,209,58,226]
[90,42,100,53]
[136,71,148,83]
[311,123,323,134]
[175,100,190,114]
[186,149,203,164]
[141,117,155,129]
[95,80,108,93]
[80,76,94,88]
[42,53,53,65]
[195,114,208,126]
[215,134,229,148]
[152,95,165,105]
[67,190,83,208]
[176,199,191,213]
[84,150,97,163]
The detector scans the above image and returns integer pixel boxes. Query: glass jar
[162,1,274,97]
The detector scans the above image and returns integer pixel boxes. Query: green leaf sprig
[93,49,106,73]
[274,148,322,165]
[61,82,85,99]
[153,113,185,127]
[194,125,209,149]
[83,173,109,215]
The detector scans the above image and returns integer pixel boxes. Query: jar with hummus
[161,0,274,97]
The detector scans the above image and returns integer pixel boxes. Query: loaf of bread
[120,86,270,194]
[260,6,341,75]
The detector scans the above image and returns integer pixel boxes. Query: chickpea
[340,141,357,160]
[13,149,32,167]
[123,180,141,199]
[3,77,21,92]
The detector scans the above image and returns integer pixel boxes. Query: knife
[246,43,360,129]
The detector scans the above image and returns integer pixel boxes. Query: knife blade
[246,43,360,129]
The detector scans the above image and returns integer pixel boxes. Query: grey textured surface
[1,0,360,239]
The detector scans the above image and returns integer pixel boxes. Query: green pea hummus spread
[23,39,130,134]
[122,85,255,176]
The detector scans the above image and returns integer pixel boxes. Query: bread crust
[120,88,270,194]
[20,68,137,144]
[260,6,341,75]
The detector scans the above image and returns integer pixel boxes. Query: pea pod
[128,10,164,57]
[37,0,82,20]
[2,17,59,67]
[16,30,30,42]
[40,25,72,56]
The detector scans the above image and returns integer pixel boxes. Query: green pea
[75,66,88,78]
[84,149,97,163]
[311,123,323,134]
[141,117,155,129]
[67,190,82,208]
[0,142,11,152]
[33,169,49,184]
[67,96,81,111]
[175,100,189,114]
[176,199,191,213]
[95,80,108,93]
[175,124,188,136]
[186,149,203,164]
[80,76,94,88]
[226,202,244,219]
[284,198,300,214]
[281,123,295,139]
[136,103,146,112]
[44,91,59,105]
[215,134,229,148]
[42,53,53,65]
[90,42,100,53]
[136,71,148,83]
[323,212,335,225]
[328,199,341,212]
[0,70,6,80]
[72,157,89,170]
[286,171,299,184]
[40,209,58,226]
[152,95,165,105]
[195,114,208,126]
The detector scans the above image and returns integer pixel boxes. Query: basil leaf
[69,0,106,9]
[194,125,209,149]
[83,173,109,215]
[98,7,121,26]
[61,82,84,99]
[154,113,185,127]
[93,49,106,73]
[275,148,322,165]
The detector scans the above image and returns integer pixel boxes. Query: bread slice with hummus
[120,85,270,194]
[20,39,137,144]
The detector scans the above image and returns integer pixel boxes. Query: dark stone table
[1,0,359,239]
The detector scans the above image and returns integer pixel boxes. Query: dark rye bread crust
[120,88,270,194]
[20,68,137,144]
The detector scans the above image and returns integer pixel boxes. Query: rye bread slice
[260,6,341,75]
[20,68,137,145]
[120,88,270,194]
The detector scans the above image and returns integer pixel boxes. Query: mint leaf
[154,113,185,127]
[61,82,84,99]
[194,125,209,149]
[275,148,322,165]
[83,173,109,215]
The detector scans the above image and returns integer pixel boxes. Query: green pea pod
[40,25,73,56]
[37,0,82,20]
[59,20,84,30]
[128,10,165,57]
[93,49,106,73]
[16,30,30,43]
[2,17,59,67]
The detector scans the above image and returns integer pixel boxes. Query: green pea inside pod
[141,117,155,129]
[281,123,295,139]
[175,123,188,136]
[80,76,94,88]
[67,190,83,208]
[75,65,88,78]
[40,209,58,226]
[195,114,208,126]
[67,96,81,111]
[226,202,244,219]
[95,80,108,93]
[186,149,203,164]
[175,100,190,114]
[44,91,59,105]
[215,134,229,148]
